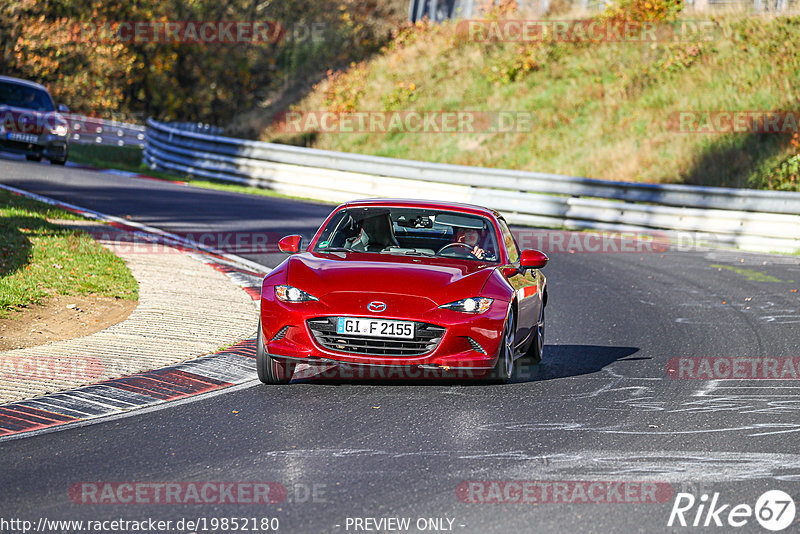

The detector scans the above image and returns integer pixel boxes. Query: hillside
[256,2,800,191]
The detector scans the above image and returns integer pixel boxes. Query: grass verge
[0,189,138,317]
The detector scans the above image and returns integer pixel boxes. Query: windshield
[0,81,55,112]
[313,207,500,262]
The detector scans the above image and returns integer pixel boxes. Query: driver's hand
[473,246,485,259]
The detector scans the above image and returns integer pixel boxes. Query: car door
[498,218,541,349]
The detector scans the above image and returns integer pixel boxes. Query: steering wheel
[437,242,478,258]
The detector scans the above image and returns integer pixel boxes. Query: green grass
[255,13,800,191]
[69,144,146,170]
[68,144,336,204]
[69,144,183,182]
[710,264,793,283]
[0,190,138,316]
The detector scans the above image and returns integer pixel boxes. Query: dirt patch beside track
[0,294,136,351]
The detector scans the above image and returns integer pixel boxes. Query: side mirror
[278,235,302,254]
[520,249,548,269]
[57,104,69,113]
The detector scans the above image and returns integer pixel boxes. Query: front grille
[307,317,445,357]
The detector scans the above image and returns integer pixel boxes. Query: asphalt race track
[2,158,800,533]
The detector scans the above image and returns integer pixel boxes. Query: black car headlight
[439,297,493,313]
[275,285,318,303]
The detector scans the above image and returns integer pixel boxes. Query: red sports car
[257,199,548,384]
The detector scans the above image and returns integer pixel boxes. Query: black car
[0,75,69,165]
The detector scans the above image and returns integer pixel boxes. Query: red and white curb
[0,337,259,440]
[0,184,268,441]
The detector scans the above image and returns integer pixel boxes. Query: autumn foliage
[0,0,405,123]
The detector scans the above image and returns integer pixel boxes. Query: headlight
[275,285,318,303]
[439,297,493,313]
[52,124,68,136]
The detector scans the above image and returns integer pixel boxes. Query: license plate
[336,317,414,339]
[7,132,38,144]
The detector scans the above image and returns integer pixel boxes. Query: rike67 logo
[668,490,796,531]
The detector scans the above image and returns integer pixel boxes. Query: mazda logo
[367,301,386,312]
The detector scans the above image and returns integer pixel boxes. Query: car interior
[0,82,55,112]
[314,207,499,261]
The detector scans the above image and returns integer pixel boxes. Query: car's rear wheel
[488,308,515,383]
[25,154,42,162]
[256,322,294,385]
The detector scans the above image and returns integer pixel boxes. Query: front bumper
[260,288,509,370]
[0,132,68,159]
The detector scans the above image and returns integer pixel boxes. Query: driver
[452,227,486,259]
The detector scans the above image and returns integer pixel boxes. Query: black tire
[525,308,545,363]
[50,157,67,165]
[256,322,294,384]
[487,308,515,384]
[26,154,42,162]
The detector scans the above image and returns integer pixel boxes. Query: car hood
[287,252,495,306]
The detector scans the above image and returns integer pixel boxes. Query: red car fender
[480,268,516,304]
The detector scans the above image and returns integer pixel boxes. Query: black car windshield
[313,207,500,262]
[0,81,55,112]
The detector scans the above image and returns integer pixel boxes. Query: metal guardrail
[67,115,146,148]
[165,122,224,136]
[144,118,800,253]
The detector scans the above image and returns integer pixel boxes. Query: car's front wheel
[256,322,294,384]
[488,308,515,384]
[26,154,42,162]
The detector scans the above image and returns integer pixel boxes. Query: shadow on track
[283,344,641,386]
[529,344,642,382]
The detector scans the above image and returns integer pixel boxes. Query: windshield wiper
[378,249,434,256]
